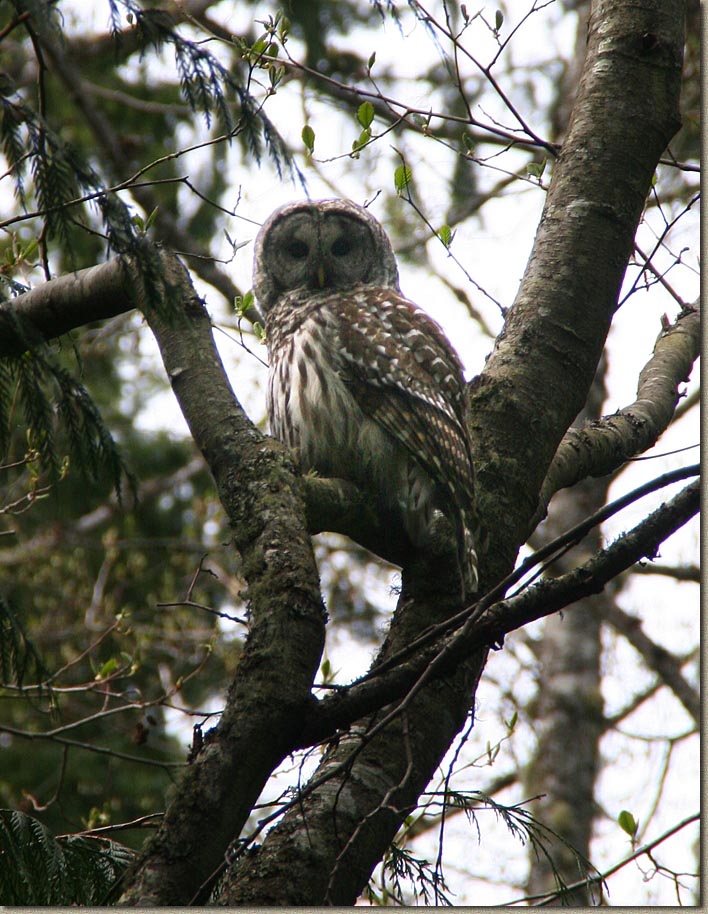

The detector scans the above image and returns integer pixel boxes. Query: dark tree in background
[0,0,699,906]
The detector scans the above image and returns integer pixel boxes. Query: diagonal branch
[215,1,688,903]
[218,478,697,905]
[0,259,418,569]
[467,478,698,658]
[600,598,699,723]
[115,252,326,905]
[533,301,700,527]
[296,476,699,746]
[467,0,686,574]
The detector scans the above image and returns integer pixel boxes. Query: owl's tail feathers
[412,502,479,597]
[459,510,480,597]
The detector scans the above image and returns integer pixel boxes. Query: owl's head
[253,199,400,316]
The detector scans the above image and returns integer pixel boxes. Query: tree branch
[214,1,688,903]
[116,252,327,905]
[471,479,698,648]
[0,259,132,357]
[30,16,247,312]
[3,0,691,904]
[600,598,699,723]
[511,811,699,905]
[632,561,699,582]
[533,301,700,527]
[302,475,418,568]
[0,455,206,566]
[295,477,698,747]
[468,0,686,573]
[217,477,697,905]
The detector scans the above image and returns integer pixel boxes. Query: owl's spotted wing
[334,288,476,514]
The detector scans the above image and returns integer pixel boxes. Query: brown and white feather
[254,199,478,593]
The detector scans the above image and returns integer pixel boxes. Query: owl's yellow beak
[316,264,326,288]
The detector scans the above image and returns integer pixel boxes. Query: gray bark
[115,256,327,904]
[214,0,688,903]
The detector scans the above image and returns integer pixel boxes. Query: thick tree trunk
[213,0,686,904]
[470,0,685,570]
[219,557,487,904]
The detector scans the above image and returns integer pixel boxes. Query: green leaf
[495,9,504,31]
[367,51,376,70]
[394,163,412,194]
[235,289,255,317]
[527,158,546,179]
[301,124,315,155]
[278,16,291,40]
[462,132,475,154]
[95,657,118,680]
[269,65,285,89]
[251,37,268,58]
[438,224,453,248]
[144,206,159,231]
[357,101,375,129]
[351,127,371,156]
[618,809,638,837]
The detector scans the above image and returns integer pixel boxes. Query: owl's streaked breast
[268,310,386,473]
[266,304,435,539]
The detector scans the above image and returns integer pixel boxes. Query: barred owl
[253,199,478,594]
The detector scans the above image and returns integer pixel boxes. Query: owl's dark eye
[287,239,310,260]
[331,237,353,257]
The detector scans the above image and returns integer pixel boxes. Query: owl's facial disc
[267,208,376,293]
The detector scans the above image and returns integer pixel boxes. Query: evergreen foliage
[0,598,51,694]
[0,808,135,904]
[0,349,132,499]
